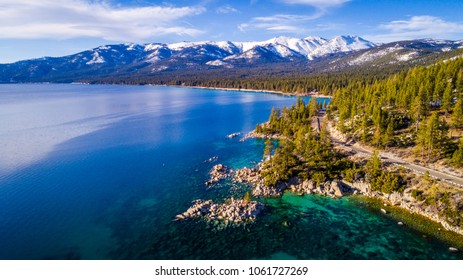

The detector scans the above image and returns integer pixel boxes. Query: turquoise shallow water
[0,84,461,259]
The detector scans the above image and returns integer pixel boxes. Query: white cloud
[0,0,205,41]
[240,0,348,34]
[278,0,350,9]
[216,5,239,14]
[366,16,463,42]
[238,13,334,34]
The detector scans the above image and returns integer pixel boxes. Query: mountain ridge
[1,35,462,83]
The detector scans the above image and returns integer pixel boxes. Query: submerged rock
[204,156,218,163]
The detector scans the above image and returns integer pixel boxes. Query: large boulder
[331,181,344,198]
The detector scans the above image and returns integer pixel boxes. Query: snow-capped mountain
[0,34,378,82]
[1,35,462,83]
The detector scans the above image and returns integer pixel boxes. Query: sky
[1,0,463,63]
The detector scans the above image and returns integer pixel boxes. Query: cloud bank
[367,16,463,42]
[278,0,350,9]
[239,0,348,34]
[0,0,205,41]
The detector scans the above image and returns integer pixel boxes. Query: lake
[0,84,460,259]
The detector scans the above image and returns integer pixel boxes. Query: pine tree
[422,112,448,160]
[453,98,463,128]
[308,97,318,117]
[442,82,453,115]
[365,151,382,181]
[416,120,428,159]
[264,138,274,159]
[243,191,251,202]
[411,95,423,131]
[452,138,463,166]
[361,114,369,142]
[269,107,280,124]
[372,125,382,147]
[312,171,326,186]
[296,97,305,115]
[456,71,463,94]
[382,120,394,148]
[319,118,331,147]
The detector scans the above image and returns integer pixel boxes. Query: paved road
[320,115,463,187]
[334,140,463,187]
[312,111,463,187]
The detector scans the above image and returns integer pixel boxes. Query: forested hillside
[328,57,463,166]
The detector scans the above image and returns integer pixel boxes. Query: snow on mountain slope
[167,41,239,54]
[232,36,328,58]
[231,35,375,61]
[86,51,105,65]
[144,43,164,51]
[347,46,404,65]
[396,51,419,61]
[266,36,327,57]
[270,44,299,58]
[309,35,377,59]
[223,47,267,61]
[222,44,301,63]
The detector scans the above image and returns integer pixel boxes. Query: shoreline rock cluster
[233,165,351,199]
[243,130,283,141]
[200,159,463,243]
[205,164,231,186]
[232,166,284,197]
[175,198,265,230]
[226,132,241,138]
[288,178,347,198]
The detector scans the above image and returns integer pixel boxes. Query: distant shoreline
[176,85,332,99]
[4,82,333,99]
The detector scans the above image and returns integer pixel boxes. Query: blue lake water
[0,84,461,259]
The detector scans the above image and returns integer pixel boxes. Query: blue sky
[1,0,463,63]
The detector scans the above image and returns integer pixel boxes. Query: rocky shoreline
[242,129,284,141]
[181,85,332,98]
[230,161,463,240]
[342,180,463,236]
[232,163,350,198]
[180,152,463,243]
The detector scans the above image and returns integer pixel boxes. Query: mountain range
[1,35,462,83]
